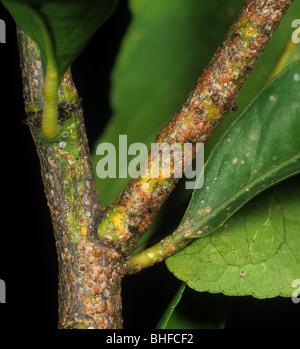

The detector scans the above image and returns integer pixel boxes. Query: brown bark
[98,0,295,254]
[18,29,124,329]
[15,0,294,328]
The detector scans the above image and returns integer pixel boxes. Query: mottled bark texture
[99,0,294,269]
[17,0,293,328]
[18,29,124,329]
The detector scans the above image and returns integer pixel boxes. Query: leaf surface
[157,283,230,329]
[3,0,117,82]
[156,282,186,329]
[166,63,300,298]
[166,177,300,298]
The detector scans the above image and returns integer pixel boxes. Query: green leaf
[169,62,300,240]
[156,282,186,329]
[166,62,300,298]
[157,283,230,329]
[2,0,117,82]
[92,0,300,205]
[166,176,300,298]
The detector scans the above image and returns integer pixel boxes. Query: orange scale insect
[248,4,256,12]
[203,71,211,79]
[171,122,178,131]
[195,125,203,133]
[257,16,265,25]
[250,41,258,50]
[187,123,194,131]
[191,99,200,109]
[182,129,190,139]
[220,75,229,84]
[189,131,197,139]
[176,114,183,122]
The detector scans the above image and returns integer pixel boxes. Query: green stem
[23,3,60,139]
[42,63,60,139]
[127,231,190,274]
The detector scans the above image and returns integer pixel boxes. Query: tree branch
[18,29,124,329]
[98,0,295,256]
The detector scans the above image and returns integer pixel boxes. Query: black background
[0,1,299,331]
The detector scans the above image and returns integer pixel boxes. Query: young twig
[97,0,294,257]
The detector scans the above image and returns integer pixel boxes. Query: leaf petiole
[20,3,60,139]
[42,62,60,139]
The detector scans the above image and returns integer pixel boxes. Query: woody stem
[98,0,294,256]
[18,29,125,329]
